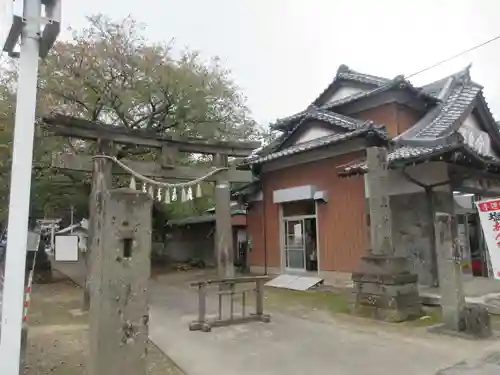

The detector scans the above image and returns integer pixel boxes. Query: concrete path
[437,352,500,374]
[49,261,500,375]
[149,281,500,375]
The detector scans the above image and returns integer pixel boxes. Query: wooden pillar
[83,140,113,311]
[365,146,393,255]
[214,153,234,279]
[88,188,152,375]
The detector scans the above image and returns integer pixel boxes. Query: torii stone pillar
[351,146,421,321]
[214,153,235,279]
[434,212,465,330]
[84,140,113,311]
[88,188,152,375]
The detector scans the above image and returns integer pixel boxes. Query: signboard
[475,198,500,279]
[55,235,79,262]
[26,231,40,252]
[457,222,472,273]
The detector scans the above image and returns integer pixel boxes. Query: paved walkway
[49,261,500,375]
[149,278,500,375]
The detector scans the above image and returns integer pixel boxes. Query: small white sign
[475,198,500,279]
[55,235,79,262]
[26,231,40,252]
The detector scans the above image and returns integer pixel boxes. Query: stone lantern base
[350,254,422,322]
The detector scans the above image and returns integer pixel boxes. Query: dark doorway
[305,218,317,272]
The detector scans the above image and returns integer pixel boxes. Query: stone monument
[350,146,421,321]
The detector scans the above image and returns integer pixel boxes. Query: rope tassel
[187,186,193,201]
[156,188,162,202]
[164,189,171,204]
[196,184,202,198]
[181,187,187,202]
[172,188,177,202]
[129,177,137,190]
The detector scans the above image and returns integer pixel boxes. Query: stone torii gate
[43,114,258,304]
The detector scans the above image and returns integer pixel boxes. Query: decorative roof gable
[272,107,372,151]
[271,65,437,132]
[394,67,479,143]
[244,125,387,166]
[340,66,500,176]
[313,65,391,106]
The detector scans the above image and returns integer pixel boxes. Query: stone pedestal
[351,255,421,322]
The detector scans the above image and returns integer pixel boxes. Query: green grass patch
[263,286,350,315]
[405,307,441,327]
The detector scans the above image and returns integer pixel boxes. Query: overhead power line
[406,33,500,79]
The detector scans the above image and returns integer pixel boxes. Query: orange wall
[355,103,422,138]
[248,152,368,272]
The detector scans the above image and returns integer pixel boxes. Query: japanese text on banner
[475,198,500,280]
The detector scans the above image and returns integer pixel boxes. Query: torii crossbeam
[43,114,259,305]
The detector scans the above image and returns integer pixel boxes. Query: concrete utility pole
[0,1,60,373]
[88,188,152,375]
[0,1,42,374]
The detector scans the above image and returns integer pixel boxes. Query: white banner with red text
[475,198,500,280]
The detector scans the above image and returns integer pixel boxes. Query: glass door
[284,219,306,270]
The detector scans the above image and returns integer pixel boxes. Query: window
[282,200,316,217]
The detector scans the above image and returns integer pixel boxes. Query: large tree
[39,14,260,141]
[0,73,88,223]
[0,14,262,224]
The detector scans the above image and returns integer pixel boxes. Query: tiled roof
[256,64,500,178]
[167,210,247,226]
[273,109,309,128]
[273,103,374,133]
[396,83,480,141]
[339,144,459,175]
[272,65,438,131]
[340,136,500,176]
[253,107,374,161]
[244,126,387,166]
[334,65,391,86]
[321,76,437,110]
[271,65,391,131]
[340,66,500,176]
[291,107,369,131]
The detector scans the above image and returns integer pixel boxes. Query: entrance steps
[265,274,323,291]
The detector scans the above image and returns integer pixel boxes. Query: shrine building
[237,64,500,287]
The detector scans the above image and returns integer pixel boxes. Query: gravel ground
[23,272,185,375]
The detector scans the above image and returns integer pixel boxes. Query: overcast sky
[7,0,500,125]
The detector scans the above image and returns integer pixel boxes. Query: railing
[189,276,271,332]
